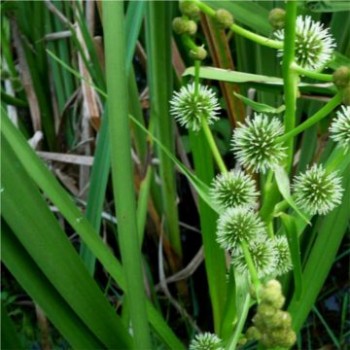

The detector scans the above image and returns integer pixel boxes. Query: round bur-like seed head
[210,170,259,210]
[293,164,344,215]
[274,16,336,71]
[329,105,350,153]
[170,83,220,132]
[216,208,265,250]
[232,238,277,278]
[232,113,286,173]
[273,236,292,276]
[189,332,223,350]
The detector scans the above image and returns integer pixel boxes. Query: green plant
[1,1,349,349]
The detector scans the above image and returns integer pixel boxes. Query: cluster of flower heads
[246,280,296,348]
[274,15,336,71]
[189,332,223,350]
[212,171,292,278]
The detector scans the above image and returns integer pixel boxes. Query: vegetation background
[1,0,349,349]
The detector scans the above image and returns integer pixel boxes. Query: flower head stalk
[232,113,286,173]
[329,105,350,153]
[293,164,343,215]
[170,83,220,132]
[274,15,336,71]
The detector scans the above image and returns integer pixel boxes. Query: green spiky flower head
[274,16,336,71]
[189,333,223,350]
[273,236,292,276]
[293,164,343,215]
[329,105,350,153]
[210,170,259,210]
[170,83,220,132]
[232,113,286,173]
[232,238,277,278]
[216,207,265,251]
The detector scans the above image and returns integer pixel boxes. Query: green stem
[282,1,298,172]
[194,0,283,49]
[230,23,283,49]
[291,63,333,82]
[201,117,227,173]
[241,240,261,295]
[278,93,342,143]
[226,294,251,350]
[103,2,152,349]
[194,60,201,95]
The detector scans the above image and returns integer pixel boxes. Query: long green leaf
[146,2,182,256]
[184,66,336,95]
[1,222,104,349]
[103,2,152,348]
[1,138,132,349]
[0,110,185,350]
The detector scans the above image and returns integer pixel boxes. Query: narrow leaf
[233,92,285,114]
[274,165,310,225]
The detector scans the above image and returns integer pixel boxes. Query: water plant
[1,1,349,349]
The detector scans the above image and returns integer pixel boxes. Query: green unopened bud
[259,280,285,308]
[215,9,234,29]
[189,45,207,60]
[280,329,297,348]
[246,326,261,341]
[342,85,350,106]
[172,17,198,35]
[260,332,274,348]
[333,66,350,89]
[269,328,296,348]
[172,17,188,34]
[266,310,291,329]
[187,20,198,35]
[268,8,286,29]
[179,0,200,18]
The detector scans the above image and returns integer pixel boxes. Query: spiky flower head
[189,333,223,350]
[170,83,220,132]
[216,207,265,250]
[274,16,336,71]
[329,105,350,153]
[232,113,286,173]
[232,238,277,278]
[210,170,259,210]
[273,236,292,276]
[293,164,343,215]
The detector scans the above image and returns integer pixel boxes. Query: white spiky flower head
[216,207,266,251]
[232,238,277,278]
[274,15,336,71]
[189,332,224,350]
[170,83,220,132]
[293,164,343,215]
[273,236,292,276]
[232,113,286,173]
[329,105,350,153]
[210,170,259,210]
